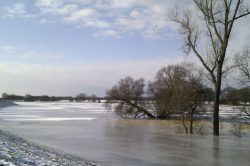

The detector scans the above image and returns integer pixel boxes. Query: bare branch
[170,0,250,135]
[232,10,250,21]
[222,64,241,75]
[227,0,246,36]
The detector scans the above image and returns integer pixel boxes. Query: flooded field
[0,102,250,166]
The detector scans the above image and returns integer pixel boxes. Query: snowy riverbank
[0,130,100,166]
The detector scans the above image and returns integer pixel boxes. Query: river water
[0,102,249,166]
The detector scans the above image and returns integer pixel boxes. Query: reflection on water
[0,102,250,166]
[212,137,220,166]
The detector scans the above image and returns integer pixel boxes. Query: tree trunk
[213,65,222,136]
[182,113,188,134]
[126,100,156,119]
[190,108,194,134]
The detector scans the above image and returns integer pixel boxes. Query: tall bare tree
[235,47,250,118]
[170,0,250,135]
[235,47,250,87]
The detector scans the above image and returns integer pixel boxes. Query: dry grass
[105,118,250,136]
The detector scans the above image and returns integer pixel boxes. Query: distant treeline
[221,87,250,105]
[1,93,105,102]
[2,86,249,104]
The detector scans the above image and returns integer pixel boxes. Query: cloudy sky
[0,0,249,96]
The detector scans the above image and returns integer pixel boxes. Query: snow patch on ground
[0,130,101,166]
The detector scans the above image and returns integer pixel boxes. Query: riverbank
[0,130,100,166]
[0,100,17,108]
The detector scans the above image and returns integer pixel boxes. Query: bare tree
[105,64,208,134]
[235,47,250,87]
[75,93,87,101]
[148,65,188,119]
[89,94,98,102]
[235,47,250,118]
[170,0,250,136]
[148,63,205,134]
[105,76,155,119]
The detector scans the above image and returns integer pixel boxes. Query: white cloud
[0,44,64,62]
[85,20,110,28]
[0,45,17,52]
[4,3,37,18]
[72,0,93,4]
[109,0,154,8]
[5,3,26,15]
[2,0,250,41]
[64,8,96,22]
[102,30,118,36]
[0,55,186,96]
[42,4,79,16]
[115,17,145,31]
[35,0,62,7]
[142,29,160,39]
[3,0,177,38]
[130,10,141,17]
[23,51,63,60]
[94,29,121,38]
[63,7,110,28]
[36,18,52,24]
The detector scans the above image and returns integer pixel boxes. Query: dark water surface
[0,102,249,166]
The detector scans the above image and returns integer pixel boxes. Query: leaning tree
[105,76,155,119]
[170,0,250,136]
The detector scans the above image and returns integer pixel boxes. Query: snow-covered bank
[0,100,17,108]
[0,130,100,166]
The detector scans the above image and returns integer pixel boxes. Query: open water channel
[0,102,249,166]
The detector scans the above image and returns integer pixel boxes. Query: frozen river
[0,102,250,166]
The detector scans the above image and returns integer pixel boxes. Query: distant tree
[201,87,214,103]
[2,93,8,99]
[40,95,50,101]
[238,87,250,104]
[68,96,74,101]
[24,94,35,102]
[210,86,250,105]
[170,0,250,136]
[75,93,87,101]
[89,94,98,102]
[50,96,57,101]
[221,87,239,105]
[105,76,155,119]
[2,93,24,100]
